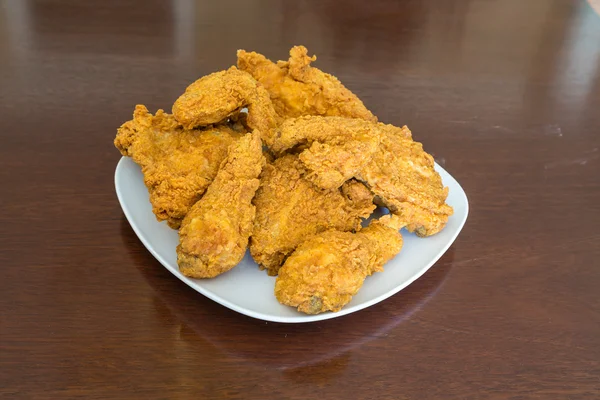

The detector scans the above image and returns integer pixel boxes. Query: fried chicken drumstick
[237,45,376,122]
[275,215,403,314]
[115,104,242,228]
[177,131,265,278]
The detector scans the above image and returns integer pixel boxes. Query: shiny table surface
[2,0,599,398]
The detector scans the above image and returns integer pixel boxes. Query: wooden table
[2,1,599,398]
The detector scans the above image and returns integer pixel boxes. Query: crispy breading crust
[270,116,382,189]
[356,125,453,236]
[237,46,377,122]
[177,131,265,278]
[114,104,242,228]
[172,66,279,143]
[275,215,403,314]
[250,154,376,276]
[267,115,453,236]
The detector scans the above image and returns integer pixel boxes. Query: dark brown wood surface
[2,0,599,398]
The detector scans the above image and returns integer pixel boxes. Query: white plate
[115,157,468,323]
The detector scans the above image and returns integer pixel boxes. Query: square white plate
[115,157,468,323]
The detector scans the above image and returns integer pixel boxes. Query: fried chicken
[356,125,453,236]
[172,66,279,143]
[250,154,376,276]
[114,104,242,229]
[275,215,403,314]
[268,116,453,236]
[177,131,265,278]
[237,45,377,122]
[269,116,382,189]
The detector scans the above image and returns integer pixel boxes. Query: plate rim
[115,156,469,323]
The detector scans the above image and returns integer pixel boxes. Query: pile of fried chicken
[115,46,453,315]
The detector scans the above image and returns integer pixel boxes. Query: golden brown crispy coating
[275,215,403,314]
[356,126,453,236]
[114,104,242,229]
[268,116,453,237]
[172,66,279,140]
[250,154,375,276]
[269,116,382,189]
[177,131,265,278]
[237,46,377,122]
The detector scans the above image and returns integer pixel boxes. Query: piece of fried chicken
[356,125,453,236]
[172,66,279,143]
[269,116,382,189]
[268,116,453,236]
[250,154,376,276]
[177,131,265,278]
[275,215,403,314]
[114,104,242,229]
[237,45,377,122]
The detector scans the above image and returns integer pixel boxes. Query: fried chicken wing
[275,215,403,314]
[177,131,265,278]
[237,46,376,122]
[269,116,382,189]
[268,116,453,236]
[114,104,242,229]
[250,154,375,276]
[172,66,278,142]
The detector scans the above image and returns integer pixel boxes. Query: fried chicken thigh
[237,46,376,122]
[114,104,241,228]
[275,215,403,314]
[250,154,375,276]
[172,66,279,142]
[177,131,265,278]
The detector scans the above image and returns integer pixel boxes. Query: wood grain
[1,0,599,398]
